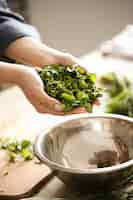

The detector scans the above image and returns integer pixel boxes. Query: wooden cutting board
[0,86,60,199]
[0,158,52,199]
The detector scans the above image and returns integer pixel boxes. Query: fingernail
[54,103,63,111]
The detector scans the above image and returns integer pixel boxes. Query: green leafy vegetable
[21,140,31,149]
[38,64,102,112]
[100,72,133,117]
[100,72,127,97]
[0,138,34,162]
[7,141,18,152]
[21,148,34,160]
[8,151,17,162]
[107,90,133,117]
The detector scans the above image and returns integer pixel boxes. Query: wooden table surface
[1,52,133,199]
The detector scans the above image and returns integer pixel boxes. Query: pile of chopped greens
[100,72,133,117]
[0,138,34,162]
[38,64,102,112]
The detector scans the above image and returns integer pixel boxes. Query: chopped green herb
[0,138,34,162]
[21,149,34,160]
[100,72,133,118]
[21,140,31,149]
[38,64,102,112]
[7,142,18,152]
[8,151,17,162]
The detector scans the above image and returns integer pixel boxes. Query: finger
[34,67,42,72]
[47,107,86,116]
[65,54,82,66]
[34,102,65,115]
[66,107,87,115]
[62,54,87,71]
[31,89,87,115]
[93,99,100,106]
[32,96,86,115]
[45,110,65,116]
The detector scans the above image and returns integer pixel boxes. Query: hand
[4,37,88,114]
[44,47,82,66]
[17,66,86,115]
[5,37,83,67]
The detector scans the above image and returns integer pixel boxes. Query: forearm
[5,37,63,67]
[0,62,21,85]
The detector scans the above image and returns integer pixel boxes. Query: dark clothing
[0,0,40,56]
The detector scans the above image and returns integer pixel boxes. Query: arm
[0,2,80,67]
[0,62,20,85]
[0,62,85,115]
[0,2,85,115]
[0,62,63,115]
[5,37,81,67]
[0,1,40,57]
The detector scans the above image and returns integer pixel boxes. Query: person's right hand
[17,66,86,115]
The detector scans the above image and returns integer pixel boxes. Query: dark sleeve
[0,0,41,56]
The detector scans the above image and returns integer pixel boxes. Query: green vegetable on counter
[100,72,133,117]
[100,72,129,97]
[38,64,102,112]
[107,90,133,117]
[0,138,34,162]
[21,148,34,160]
[21,139,31,149]
[7,151,17,162]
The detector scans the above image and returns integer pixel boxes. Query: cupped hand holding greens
[38,64,102,112]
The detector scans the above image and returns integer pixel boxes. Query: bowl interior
[41,116,133,170]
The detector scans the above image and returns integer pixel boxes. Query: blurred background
[8,0,133,56]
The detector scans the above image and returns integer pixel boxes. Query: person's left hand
[48,49,82,66]
[15,65,86,115]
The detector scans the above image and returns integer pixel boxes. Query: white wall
[28,0,133,56]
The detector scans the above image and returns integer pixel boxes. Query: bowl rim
[34,113,133,174]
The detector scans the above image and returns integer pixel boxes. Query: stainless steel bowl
[34,114,133,192]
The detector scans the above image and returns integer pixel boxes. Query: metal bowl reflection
[34,114,133,192]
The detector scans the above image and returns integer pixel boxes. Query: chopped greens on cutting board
[0,138,34,162]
